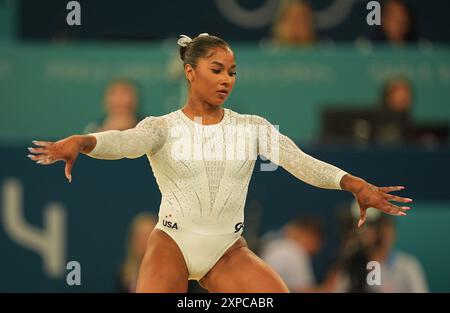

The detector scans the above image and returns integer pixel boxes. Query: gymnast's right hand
[27,135,96,183]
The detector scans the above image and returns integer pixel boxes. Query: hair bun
[177,35,192,47]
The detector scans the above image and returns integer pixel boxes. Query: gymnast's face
[185,47,236,107]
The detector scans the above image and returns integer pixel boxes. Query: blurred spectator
[368,0,419,46]
[379,77,450,147]
[373,76,414,144]
[84,79,142,133]
[260,216,338,292]
[335,206,429,292]
[322,75,448,146]
[270,0,316,47]
[118,213,157,293]
[381,76,412,113]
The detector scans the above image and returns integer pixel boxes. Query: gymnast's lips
[216,89,229,97]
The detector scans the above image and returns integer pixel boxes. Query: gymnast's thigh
[135,228,189,293]
[199,238,289,293]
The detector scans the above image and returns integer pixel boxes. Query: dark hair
[179,34,230,68]
[290,215,324,239]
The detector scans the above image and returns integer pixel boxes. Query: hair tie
[177,33,210,47]
[177,35,192,47]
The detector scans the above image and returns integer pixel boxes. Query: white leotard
[87,108,347,235]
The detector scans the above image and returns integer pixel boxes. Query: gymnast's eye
[211,69,221,74]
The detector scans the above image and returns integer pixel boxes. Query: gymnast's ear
[185,63,195,83]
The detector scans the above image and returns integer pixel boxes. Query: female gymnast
[28,33,412,293]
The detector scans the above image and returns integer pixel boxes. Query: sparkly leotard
[87,108,347,279]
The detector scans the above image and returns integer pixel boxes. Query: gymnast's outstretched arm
[27,116,167,183]
[253,115,413,227]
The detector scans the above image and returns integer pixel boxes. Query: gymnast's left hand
[340,174,413,227]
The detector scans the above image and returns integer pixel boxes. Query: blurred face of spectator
[187,47,236,107]
[359,220,396,253]
[104,82,138,116]
[286,225,323,256]
[382,1,411,43]
[278,2,314,44]
[132,218,155,258]
[359,224,378,249]
[385,81,412,112]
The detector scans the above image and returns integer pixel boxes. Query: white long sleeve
[82,108,348,235]
[252,115,347,190]
[86,116,168,160]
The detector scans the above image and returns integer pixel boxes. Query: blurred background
[0,0,449,292]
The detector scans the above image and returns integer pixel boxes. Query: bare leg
[199,237,289,293]
[136,228,189,293]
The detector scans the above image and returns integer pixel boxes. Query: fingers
[28,141,59,165]
[27,145,54,164]
[378,186,413,215]
[28,140,75,183]
[27,153,58,165]
[381,202,410,216]
[384,193,413,203]
[65,160,73,183]
[379,186,405,193]
[32,140,53,147]
[358,201,410,228]
[27,153,49,161]
[358,207,367,228]
[28,142,51,163]
[37,157,58,165]
[28,147,48,154]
